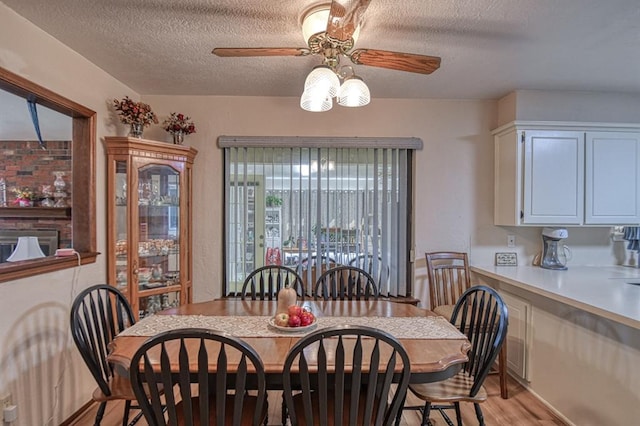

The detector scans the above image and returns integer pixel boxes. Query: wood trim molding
[0,252,99,283]
[0,66,98,279]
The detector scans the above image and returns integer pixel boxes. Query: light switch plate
[495,252,518,266]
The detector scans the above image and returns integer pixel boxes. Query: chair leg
[94,401,107,426]
[499,342,509,399]
[454,402,462,426]
[127,410,144,426]
[474,403,486,426]
[281,393,287,425]
[121,400,131,426]
[421,401,432,426]
[394,394,407,426]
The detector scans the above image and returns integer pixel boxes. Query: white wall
[0,5,136,425]
[142,95,500,305]
[499,89,640,126]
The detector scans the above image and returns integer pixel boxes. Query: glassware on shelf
[152,263,163,280]
[53,171,66,191]
[53,192,67,207]
[41,184,55,207]
[53,171,68,207]
[0,177,6,207]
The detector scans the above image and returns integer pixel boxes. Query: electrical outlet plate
[507,235,516,248]
[0,393,11,410]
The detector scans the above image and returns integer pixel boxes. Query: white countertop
[470,265,640,330]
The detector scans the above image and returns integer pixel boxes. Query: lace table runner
[118,315,464,340]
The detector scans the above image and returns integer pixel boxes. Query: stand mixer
[541,227,570,270]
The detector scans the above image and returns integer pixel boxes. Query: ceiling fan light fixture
[337,75,370,107]
[304,65,341,98]
[301,5,361,44]
[300,88,333,112]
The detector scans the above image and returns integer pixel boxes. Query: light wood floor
[67,375,568,425]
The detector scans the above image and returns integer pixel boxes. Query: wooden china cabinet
[105,137,197,319]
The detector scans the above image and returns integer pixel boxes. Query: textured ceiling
[3,0,640,99]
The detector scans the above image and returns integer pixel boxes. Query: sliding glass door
[222,138,418,298]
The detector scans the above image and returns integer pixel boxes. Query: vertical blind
[221,137,420,297]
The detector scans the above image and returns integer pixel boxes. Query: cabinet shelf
[0,206,71,218]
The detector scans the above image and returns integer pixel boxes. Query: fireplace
[0,230,59,263]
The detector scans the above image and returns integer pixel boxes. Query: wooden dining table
[108,299,471,386]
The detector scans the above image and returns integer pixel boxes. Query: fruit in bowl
[273,305,316,328]
[274,312,289,327]
[300,310,314,326]
[287,305,315,328]
[288,314,301,327]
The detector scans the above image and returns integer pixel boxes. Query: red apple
[300,311,314,326]
[274,313,289,327]
[288,314,301,327]
[288,305,303,318]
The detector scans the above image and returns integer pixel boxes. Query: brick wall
[1,140,73,247]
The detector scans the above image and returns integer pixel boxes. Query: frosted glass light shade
[302,7,361,44]
[337,76,371,107]
[7,236,45,262]
[300,87,333,112]
[304,65,340,98]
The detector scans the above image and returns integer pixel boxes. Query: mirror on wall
[0,66,97,282]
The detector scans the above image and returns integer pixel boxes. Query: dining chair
[348,253,389,288]
[69,284,142,426]
[398,285,508,426]
[314,265,379,301]
[129,327,268,426]
[283,325,411,426]
[425,251,508,399]
[297,255,337,296]
[241,265,305,300]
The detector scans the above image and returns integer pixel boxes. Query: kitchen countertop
[470,265,640,330]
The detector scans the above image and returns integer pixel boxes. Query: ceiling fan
[212,0,441,76]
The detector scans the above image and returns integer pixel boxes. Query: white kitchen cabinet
[585,132,640,224]
[499,291,531,381]
[523,130,584,224]
[494,122,640,226]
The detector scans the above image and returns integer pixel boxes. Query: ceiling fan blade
[326,0,372,42]
[212,47,310,57]
[349,49,442,74]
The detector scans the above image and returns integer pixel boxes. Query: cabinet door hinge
[520,210,524,219]
[521,132,525,143]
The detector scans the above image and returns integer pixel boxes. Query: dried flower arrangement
[112,96,158,127]
[162,112,197,135]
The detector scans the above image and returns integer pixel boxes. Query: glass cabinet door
[114,160,129,294]
[136,163,181,318]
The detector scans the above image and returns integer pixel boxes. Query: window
[0,66,97,282]
[221,136,420,298]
